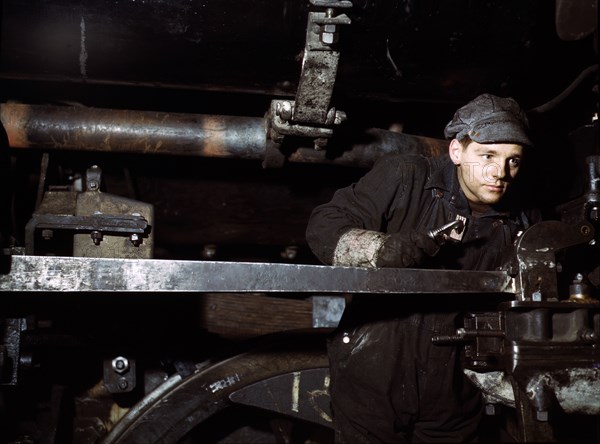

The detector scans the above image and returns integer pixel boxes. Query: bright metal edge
[0,255,515,294]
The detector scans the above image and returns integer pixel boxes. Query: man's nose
[495,161,508,179]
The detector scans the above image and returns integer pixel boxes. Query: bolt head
[112,356,129,374]
[321,32,336,45]
[130,233,141,246]
[277,101,293,121]
[202,244,217,259]
[91,231,103,245]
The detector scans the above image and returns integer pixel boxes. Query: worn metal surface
[26,184,154,258]
[292,9,351,125]
[466,367,600,415]
[0,103,449,167]
[509,220,596,301]
[102,341,329,443]
[229,367,332,427]
[0,103,267,159]
[0,255,514,294]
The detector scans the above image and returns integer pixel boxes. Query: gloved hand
[375,230,440,268]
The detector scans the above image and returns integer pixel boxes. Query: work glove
[375,230,440,268]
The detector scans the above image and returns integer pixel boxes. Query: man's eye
[482,154,493,160]
[509,158,520,167]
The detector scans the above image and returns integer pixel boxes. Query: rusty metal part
[0,103,448,167]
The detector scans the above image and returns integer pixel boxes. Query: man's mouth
[484,184,504,192]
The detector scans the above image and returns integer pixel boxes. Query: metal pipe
[0,103,268,159]
[0,103,448,167]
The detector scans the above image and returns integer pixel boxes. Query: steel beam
[0,255,514,294]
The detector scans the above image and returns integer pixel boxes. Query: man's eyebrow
[473,147,522,157]
[473,147,498,154]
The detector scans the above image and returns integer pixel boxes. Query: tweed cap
[444,94,533,147]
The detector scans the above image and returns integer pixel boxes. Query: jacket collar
[425,154,455,193]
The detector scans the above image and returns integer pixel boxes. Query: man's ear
[449,139,462,165]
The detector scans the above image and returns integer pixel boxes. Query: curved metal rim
[101,337,329,443]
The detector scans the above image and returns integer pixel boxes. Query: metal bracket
[25,213,149,254]
[500,220,596,302]
[104,356,136,393]
[267,1,351,149]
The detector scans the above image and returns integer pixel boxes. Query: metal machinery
[0,0,598,442]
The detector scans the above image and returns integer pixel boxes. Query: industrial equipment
[0,0,598,442]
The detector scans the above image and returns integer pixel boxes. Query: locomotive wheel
[101,336,332,443]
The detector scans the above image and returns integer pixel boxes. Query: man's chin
[478,193,504,205]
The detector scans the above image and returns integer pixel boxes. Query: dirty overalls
[306,153,533,442]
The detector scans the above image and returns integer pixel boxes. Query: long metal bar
[0,255,514,294]
[0,103,448,167]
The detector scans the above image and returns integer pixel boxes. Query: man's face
[449,139,524,205]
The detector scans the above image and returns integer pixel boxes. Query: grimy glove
[375,230,440,268]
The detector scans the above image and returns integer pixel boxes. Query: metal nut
[321,31,336,45]
[130,233,141,247]
[91,231,103,246]
[276,101,293,122]
[323,24,337,33]
[112,356,129,374]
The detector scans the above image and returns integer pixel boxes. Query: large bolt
[112,356,129,374]
[276,101,293,122]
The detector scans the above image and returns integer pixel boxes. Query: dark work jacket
[307,154,539,441]
[306,153,535,272]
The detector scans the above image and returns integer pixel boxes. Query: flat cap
[444,94,533,147]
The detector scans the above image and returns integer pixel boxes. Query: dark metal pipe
[0,103,448,167]
[0,103,267,160]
